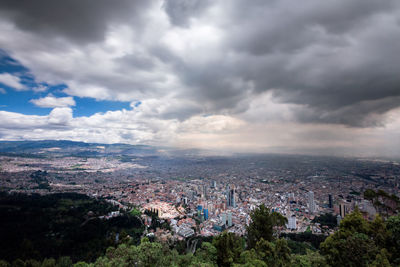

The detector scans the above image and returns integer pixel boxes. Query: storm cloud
[0,0,399,155]
[0,0,151,44]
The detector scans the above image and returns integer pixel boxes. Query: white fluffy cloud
[0,73,26,91]
[0,104,400,157]
[30,94,75,108]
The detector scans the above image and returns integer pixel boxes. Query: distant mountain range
[0,140,159,157]
[0,140,224,158]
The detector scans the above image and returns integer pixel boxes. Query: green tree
[253,238,275,265]
[386,215,400,264]
[236,249,267,267]
[320,209,378,267]
[136,237,166,266]
[130,208,141,217]
[56,257,72,267]
[291,250,327,267]
[252,238,291,267]
[246,204,287,248]
[41,258,56,267]
[23,259,40,267]
[213,232,244,267]
[72,262,90,267]
[274,239,291,267]
[11,259,25,267]
[364,189,376,201]
[370,249,391,267]
[195,242,217,264]
[368,215,389,248]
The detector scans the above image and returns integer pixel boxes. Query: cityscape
[1,141,399,242]
[1,0,400,266]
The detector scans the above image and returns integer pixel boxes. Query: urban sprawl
[1,152,399,241]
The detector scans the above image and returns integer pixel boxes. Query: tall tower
[328,194,333,209]
[308,191,315,213]
[339,203,347,218]
[226,185,231,206]
[226,184,236,208]
[230,185,236,208]
[227,212,233,227]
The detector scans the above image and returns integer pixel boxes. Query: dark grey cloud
[163,0,212,27]
[226,0,395,55]
[0,0,152,44]
[161,0,400,126]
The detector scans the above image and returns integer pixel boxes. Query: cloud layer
[0,72,25,90]
[0,0,399,156]
[30,94,75,108]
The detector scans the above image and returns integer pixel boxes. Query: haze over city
[0,0,399,157]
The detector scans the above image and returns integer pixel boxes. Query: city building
[226,184,236,208]
[178,226,195,238]
[203,185,207,200]
[308,191,315,213]
[287,215,297,230]
[337,215,342,225]
[227,212,233,227]
[221,213,226,226]
[339,203,348,218]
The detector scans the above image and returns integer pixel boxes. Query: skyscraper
[227,212,233,227]
[339,203,348,218]
[221,213,226,226]
[203,185,207,200]
[308,191,315,213]
[226,184,236,208]
[226,185,230,206]
[328,194,333,209]
[204,209,209,220]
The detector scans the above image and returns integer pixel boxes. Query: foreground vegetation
[0,193,399,267]
[0,192,144,263]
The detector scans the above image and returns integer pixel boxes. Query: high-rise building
[339,203,348,218]
[204,209,209,220]
[226,186,230,206]
[203,185,207,200]
[227,212,233,227]
[221,213,226,226]
[226,185,236,208]
[328,194,333,209]
[287,215,297,230]
[308,191,315,213]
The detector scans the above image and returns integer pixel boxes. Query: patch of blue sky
[0,51,132,117]
[73,97,131,117]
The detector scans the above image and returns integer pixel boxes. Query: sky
[0,0,399,157]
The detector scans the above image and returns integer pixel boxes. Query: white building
[308,191,315,213]
[178,226,195,238]
[287,215,297,230]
